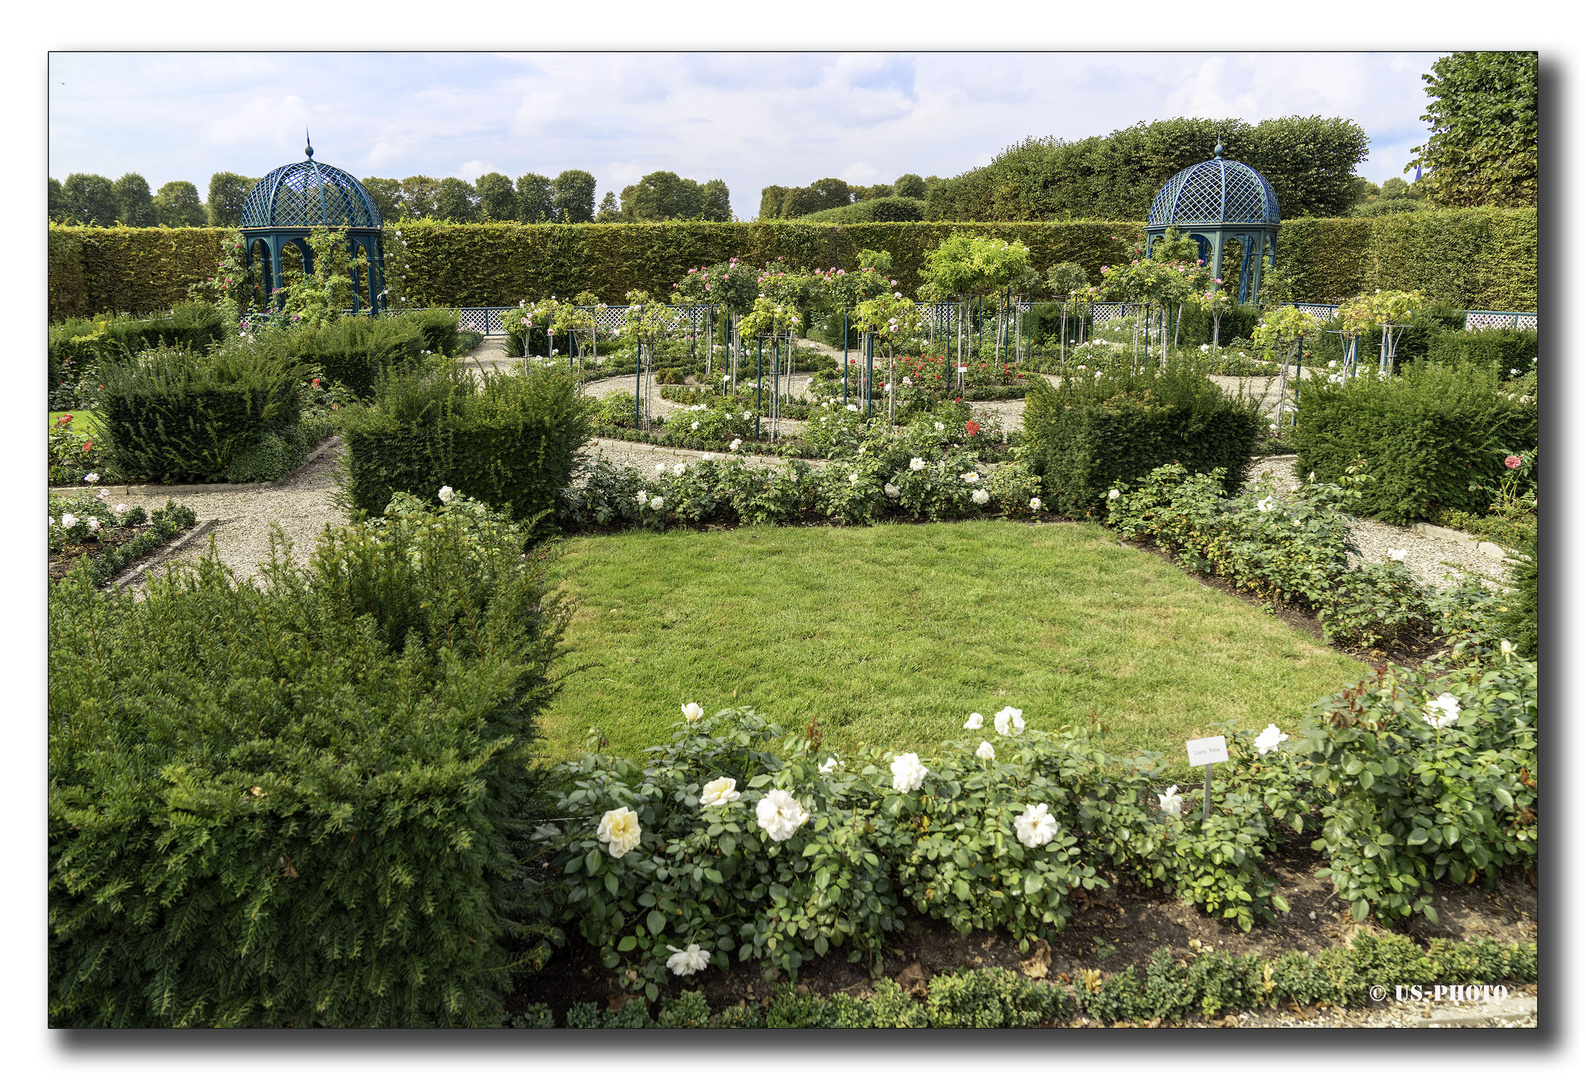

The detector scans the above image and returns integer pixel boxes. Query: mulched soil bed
[48,525,164,585]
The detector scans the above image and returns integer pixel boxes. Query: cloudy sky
[49,51,1449,219]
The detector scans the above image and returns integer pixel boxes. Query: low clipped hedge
[48,493,569,1027]
[93,338,304,484]
[535,933,1535,1027]
[1293,363,1537,525]
[1425,327,1539,377]
[289,315,427,398]
[1021,358,1264,520]
[338,361,590,531]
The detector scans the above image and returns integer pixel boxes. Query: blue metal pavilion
[239,135,386,313]
[1145,139,1281,305]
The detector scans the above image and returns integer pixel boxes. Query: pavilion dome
[240,139,380,229]
[1147,141,1280,229]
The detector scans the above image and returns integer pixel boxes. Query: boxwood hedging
[48,494,569,1027]
[1022,358,1265,519]
[289,316,427,398]
[338,361,590,530]
[94,338,304,484]
[1292,363,1538,525]
[49,209,1537,319]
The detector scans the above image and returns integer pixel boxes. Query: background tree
[515,172,554,222]
[1407,51,1538,208]
[779,177,851,218]
[758,184,789,220]
[360,177,404,222]
[893,173,927,199]
[62,173,119,226]
[474,172,517,221]
[551,169,597,223]
[594,191,622,222]
[620,171,706,221]
[48,177,66,222]
[435,177,479,223]
[400,176,441,220]
[112,173,157,227]
[206,172,257,227]
[699,178,732,222]
[153,180,206,227]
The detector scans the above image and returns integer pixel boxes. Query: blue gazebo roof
[1147,141,1280,228]
[240,138,380,230]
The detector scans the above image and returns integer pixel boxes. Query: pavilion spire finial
[1213,134,1224,160]
[305,129,314,159]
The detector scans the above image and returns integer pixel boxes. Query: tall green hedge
[339,362,589,530]
[48,495,567,1027]
[50,210,1537,320]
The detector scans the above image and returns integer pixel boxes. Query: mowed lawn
[534,519,1368,765]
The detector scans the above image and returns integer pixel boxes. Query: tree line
[758,173,937,220]
[49,168,733,227]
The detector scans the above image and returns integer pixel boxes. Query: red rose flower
[82,440,93,451]
[57,414,73,427]
[965,420,980,436]
[1504,455,1522,469]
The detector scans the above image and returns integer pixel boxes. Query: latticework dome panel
[241,154,380,229]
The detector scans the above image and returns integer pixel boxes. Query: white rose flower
[730,438,742,451]
[1159,786,1183,817]
[976,741,996,761]
[890,752,927,794]
[702,453,715,461]
[87,517,100,532]
[665,943,711,976]
[849,473,859,483]
[1256,496,1275,512]
[819,756,840,774]
[1108,489,1120,500]
[1029,497,1042,511]
[597,806,642,857]
[756,789,809,841]
[909,458,926,471]
[961,472,979,483]
[655,463,667,474]
[1500,639,1515,657]
[846,403,859,412]
[60,513,77,529]
[681,702,704,722]
[650,496,665,511]
[972,489,990,505]
[673,462,687,476]
[637,489,648,504]
[884,483,900,499]
[83,473,99,484]
[744,411,754,421]
[1386,548,1407,562]
[934,422,945,432]
[438,485,454,503]
[1014,803,1057,848]
[691,421,700,430]
[700,777,741,807]
[1253,724,1289,756]
[964,712,984,730]
[114,503,128,514]
[902,377,913,385]
[1424,693,1461,729]
[993,706,1024,736]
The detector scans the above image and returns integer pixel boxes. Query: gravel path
[76,338,1513,594]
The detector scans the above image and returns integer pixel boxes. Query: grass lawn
[535,519,1368,766]
[49,411,100,433]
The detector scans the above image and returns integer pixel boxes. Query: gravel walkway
[72,338,1513,594]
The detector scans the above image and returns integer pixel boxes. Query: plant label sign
[1185,736,1229,766]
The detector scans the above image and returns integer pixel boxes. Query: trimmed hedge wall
[49,210,1537,320]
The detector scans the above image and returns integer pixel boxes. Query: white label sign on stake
[1185,735,1229,767]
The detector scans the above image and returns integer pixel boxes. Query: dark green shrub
[48,494,570,1027]
[290,315,426,398]
[1292,363,1537,524]
[398,306,462,356]
[1495,530,1538,659]
[1424,327,1538,378]
[924,966,1064,1028]
[49,302,228,409]
[338,361,590,533]
[1022,355,1263,519]
[94,338,303,484]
